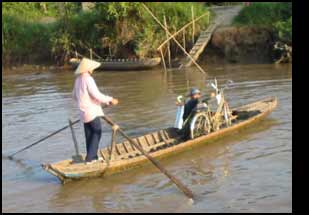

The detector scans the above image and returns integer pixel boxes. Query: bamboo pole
[191,6,195,45]
[69,119,80,155]
[7,119,80,159]
[163,15,171,68]
[142,3,206,74]
[183,29,186,51]
[159,47,167,72]
[79,41,103,59]
[90,48,93,60]
[69,119,83,163]
[157,11,209,51]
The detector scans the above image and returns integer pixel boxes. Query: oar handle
[101,116,194,200]
[8,119,80,159]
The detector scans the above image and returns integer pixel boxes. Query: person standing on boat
[72,58,119,164]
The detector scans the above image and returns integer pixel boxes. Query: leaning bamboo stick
[163,15,171,68]
[159,47,167,72]
[79,41,103,59]
[183,29,186,51]
[157,11,209,51]
[191,6,195,45]
[142,3,206,74]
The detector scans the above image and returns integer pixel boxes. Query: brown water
[2,63,292,213]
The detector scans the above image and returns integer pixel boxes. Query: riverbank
[2,2,292,69]
[2,2,211,67]
[198,2,292,64]
[200,26,274,64]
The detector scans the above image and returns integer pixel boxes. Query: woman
[72,58,118,164]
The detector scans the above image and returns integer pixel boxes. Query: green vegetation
[2,2,211,66]
[233,2,292,43]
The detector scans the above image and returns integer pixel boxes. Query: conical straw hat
[74,58,101,75]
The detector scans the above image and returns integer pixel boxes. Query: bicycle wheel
[190,112,211,139]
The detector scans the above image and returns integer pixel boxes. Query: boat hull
[69,57,161,71]
[42,97,278,183]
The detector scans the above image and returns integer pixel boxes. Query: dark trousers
[84,117,102,162]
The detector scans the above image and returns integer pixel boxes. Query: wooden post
[107,127,117,163]
[75,51,78,59]
[90,48,93,59]
[160,47,167,72]
[191,5,195,45]
[163,15,171,68]
[69,119,83,163]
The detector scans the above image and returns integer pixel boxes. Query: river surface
[2,63,292,213]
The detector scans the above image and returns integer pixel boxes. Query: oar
[6,119,80,159]
[101,115,194,200]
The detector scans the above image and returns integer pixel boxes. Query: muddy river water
[2,63,291,212]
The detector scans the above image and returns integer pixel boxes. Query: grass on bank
[233,2,292,43]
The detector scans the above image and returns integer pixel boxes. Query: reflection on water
[2,63,291,212]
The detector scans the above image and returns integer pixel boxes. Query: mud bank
[200,26,275,64]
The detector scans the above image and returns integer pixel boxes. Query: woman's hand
[111,98,119,105]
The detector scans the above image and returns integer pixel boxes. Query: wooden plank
[123,140,134,152]
[99,149,106,160]
[137,137,148,149]
[178,20,219,68]
[163,130,171,140]
[99,149,109,161]
[152,132,161,144]
[159,130,167,143]
[114,144,122,156]
[116,143,127,155]
[142,136,151,147]
[145,134,155,146]
[121,142,130,153]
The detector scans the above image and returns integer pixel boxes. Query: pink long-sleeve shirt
[72,73,113,123]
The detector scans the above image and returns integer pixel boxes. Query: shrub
[233,2,292,42]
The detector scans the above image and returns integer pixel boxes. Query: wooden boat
[42,97,277,184]
[69,57,161,71]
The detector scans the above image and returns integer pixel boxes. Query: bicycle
[176,79,235,139]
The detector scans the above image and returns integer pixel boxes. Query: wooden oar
[6,119,80,159]
[101,115,194,200]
